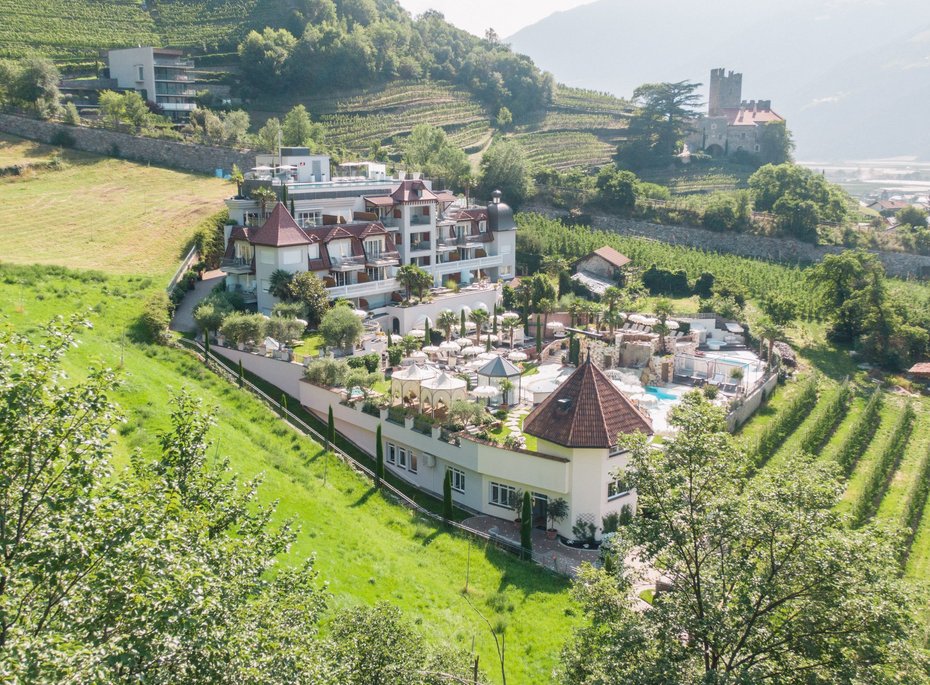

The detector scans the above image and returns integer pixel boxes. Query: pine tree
[375,423,384,488]
[443,470,453,521]
[520,491,533,555]
[327,405,335,451]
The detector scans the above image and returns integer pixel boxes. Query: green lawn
[0,264,576,685]
[0,133,229,278]
[293,332,325,360]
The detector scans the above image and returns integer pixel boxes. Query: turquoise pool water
[645,386,677,401]
[716,358,750,366]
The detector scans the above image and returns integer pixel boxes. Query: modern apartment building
[105,47,197,121]
[221,150,517,332]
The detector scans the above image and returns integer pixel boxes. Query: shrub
[702,384,719,399]
[272,301,304,319]
[62,102,81,126]
[137,291,172,344]
[219,312,266,347]
[264,316,304,344]
[833,388,883,476]
[642,263,690,296]
[193,210,228,270]
[387,345,403,367]
[347,352,381,373]
[305,358,350,388]
[850,403,915,527]
[752,374,818,466]
[572,517,597,545]
[601,512,621,534]
[798,379,851,454]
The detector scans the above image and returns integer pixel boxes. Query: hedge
[833,388,883,476]
[850,403,915,528]
[798,379,851,455]
[752,374,819,467]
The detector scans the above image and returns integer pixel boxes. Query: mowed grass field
[0,134,230,278]
[0,264,576,684]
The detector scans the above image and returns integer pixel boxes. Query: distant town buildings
[687,68,785,159]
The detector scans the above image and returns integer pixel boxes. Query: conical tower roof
[523,358,652,449]
[250,202,311,247]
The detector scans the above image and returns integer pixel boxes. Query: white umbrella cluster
[508,351,528,362]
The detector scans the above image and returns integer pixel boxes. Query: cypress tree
[327,405,335,451]
[520,491,533,555]
[443,470,453,521]
[460,310,466,338]
[375,423,384,488]
[290,198,296,216]
[282,184,288,204]
[237,359,244,388]
[424,321,431,346]
[485,334,492,352]
[203,334,210,365]
[535,315,542,353]
[281,393,288,418]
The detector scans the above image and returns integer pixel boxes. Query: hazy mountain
[509,0,930,160]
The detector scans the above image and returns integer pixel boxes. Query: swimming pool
[645,386,677,401]
[715,358,751,366]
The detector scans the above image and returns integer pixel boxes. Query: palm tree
[250,186,277,218]
[268,269,294,300]
[602,286,629,336]
[654,298,674,355]
[469,309,489,339]
[755,315,781,363]
[499,379,514,407]
[230,164,244,198]
[437,310,458,341]
[537,298,554,333]
[501,317,518,349]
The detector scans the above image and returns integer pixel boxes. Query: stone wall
[524,206,930,280]
[0,113,254,176]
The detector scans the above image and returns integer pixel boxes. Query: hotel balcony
[220,257,254,274]
[432,253,502,277]
[365,250,400,267]
[330,256,366,271]
[326,278,400,299]
[409,240,431,252]
[410,214,432,226]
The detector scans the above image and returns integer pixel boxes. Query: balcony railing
[326,278,399,299]
[220,257,254,272]
[433,254,503,275]
[410,215,431,225]
[365,251,400,266]
[409,241,431,252]
[329,256,366,271]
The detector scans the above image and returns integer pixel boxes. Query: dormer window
[478,221,487,233]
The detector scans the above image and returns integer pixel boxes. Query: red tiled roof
[723,107,784,127]
[590,246,631,269]
[523,358,652,449]
[364,195,395,207]
[909,363,930,375]
[249,203,311,247]
[391,179,439,203]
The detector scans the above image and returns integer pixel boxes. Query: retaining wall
[524,206,930,280]
[0,113,253,175]
[727,372,778,432]
[210,344,306,398]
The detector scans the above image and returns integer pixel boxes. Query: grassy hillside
[0,263,577,684]
[0,133,229,277]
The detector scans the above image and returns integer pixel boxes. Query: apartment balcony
[435,240,457,253]
[330,256,366,272]
[159,102,197,111]
[410,215,432,225]
[326,278,399,299]
[432,253,503,276]
[408,241,431,252]
[154,73,194,83]
[366,251,400,267]
[220,257,254,274]
[154,58,195,68]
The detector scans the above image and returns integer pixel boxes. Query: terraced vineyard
[747,372,930,572]
[551,85,631,115]
[511,131,616,170]
[636,161,756,195]
[0,0,290,63]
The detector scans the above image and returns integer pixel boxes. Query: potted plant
[546,497,569,539]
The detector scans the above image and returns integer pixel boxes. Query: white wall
[211,344,306,398]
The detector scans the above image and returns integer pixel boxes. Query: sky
[396,0,595,38]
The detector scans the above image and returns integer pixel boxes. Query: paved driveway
[170,269,225,333]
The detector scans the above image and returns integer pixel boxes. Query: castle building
[687,68,785,158]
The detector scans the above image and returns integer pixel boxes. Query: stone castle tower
[708,68,742,116]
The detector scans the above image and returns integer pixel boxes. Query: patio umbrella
[464,321,477,331]
[406,329,426,337]
[455,337,473,347]
[439,341,460,352]
[477,352,498,362]
[422,345,441,354]
[501,311,520,320]
[461,345,484,356]
[470,385,500,399]
[483,334,499,343]
[667,320,680,330]
[546,321,564,330]
[352,309,368,319]
[408,351,428,361]
[508,351,528,362]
